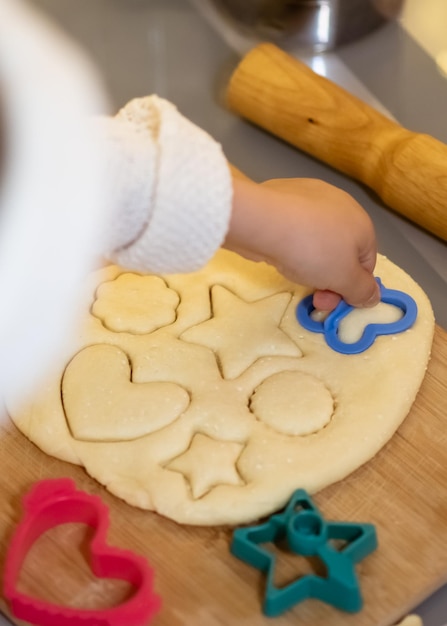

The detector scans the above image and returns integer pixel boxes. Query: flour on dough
[6,250,434,525]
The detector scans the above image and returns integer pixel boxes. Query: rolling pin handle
[226,43,447,242]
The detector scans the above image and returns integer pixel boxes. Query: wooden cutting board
[0,325,446,626]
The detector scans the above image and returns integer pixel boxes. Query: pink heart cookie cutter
[3,478,161,626]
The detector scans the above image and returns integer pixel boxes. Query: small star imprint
[165,433,245,499]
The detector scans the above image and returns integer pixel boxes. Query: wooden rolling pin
[226,43,447,242]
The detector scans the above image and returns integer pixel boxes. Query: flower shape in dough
[92,273,180,334]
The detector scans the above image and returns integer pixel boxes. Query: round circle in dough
[249,371,333,435]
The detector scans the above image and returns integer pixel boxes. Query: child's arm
[225,171,380,311]
[98,98,379,312]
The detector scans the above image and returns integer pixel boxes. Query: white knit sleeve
[99,95,233,274]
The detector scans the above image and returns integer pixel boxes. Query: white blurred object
[0,0,109,403]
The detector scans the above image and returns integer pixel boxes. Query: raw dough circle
[6,250,434,526]
[249,371,333,435]
[92,273,179,334]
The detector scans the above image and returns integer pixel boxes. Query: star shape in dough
[165,433,245,499]
[180,286,301,379]
[231,489,377,616]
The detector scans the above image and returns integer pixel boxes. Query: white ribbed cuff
[111,96,232,274]
[94,116,157,254]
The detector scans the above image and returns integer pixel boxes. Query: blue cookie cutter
[231,490,377,617]
[296,278,418,354]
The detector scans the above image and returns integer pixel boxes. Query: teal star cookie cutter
[296,277,418,354]
[230,490,377,617]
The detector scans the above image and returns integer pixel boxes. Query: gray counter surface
[3,1,446,624]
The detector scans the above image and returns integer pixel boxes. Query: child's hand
[225,173,380,311]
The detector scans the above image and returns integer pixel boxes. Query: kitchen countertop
[2,1,446,624]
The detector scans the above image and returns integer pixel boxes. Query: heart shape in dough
[3,478,161,626]
[62,344,190,442]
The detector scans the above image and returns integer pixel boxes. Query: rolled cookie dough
[7,250,434,525]
[395,616,423,626]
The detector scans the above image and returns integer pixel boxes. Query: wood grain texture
[226,43,447,242]
[0,326,446,626]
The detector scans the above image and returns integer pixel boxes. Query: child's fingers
[312,289,341,311]
[339,267,381,309]
[312,268,380,312]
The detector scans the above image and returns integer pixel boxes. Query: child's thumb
[342,269,380,309]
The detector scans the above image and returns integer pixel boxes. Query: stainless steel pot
[190,0,404,53]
